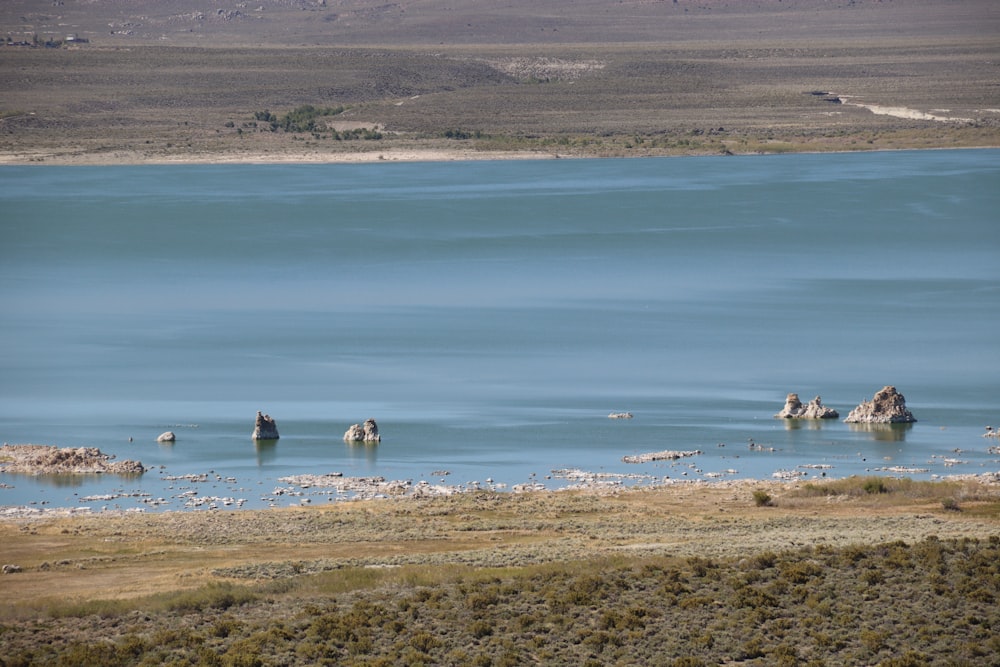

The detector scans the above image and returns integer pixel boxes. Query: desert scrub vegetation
[240,105,383,141]
[4,536,999,666]
[251,105,346,133]
[785,475,993,508]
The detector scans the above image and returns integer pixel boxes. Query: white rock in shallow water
[844,386,917,424]
[622,449,702,464]
[774,393,838,419]
[251,411,280,440]
[344,418,380,443]
[156,431,175,443]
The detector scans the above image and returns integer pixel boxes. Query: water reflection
[781,419,833,431]
[345,442,379,466]
[254,439,278,466]
[847,422,913,442]
[0,471,144,488]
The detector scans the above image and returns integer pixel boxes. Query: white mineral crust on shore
[278,474,410,497]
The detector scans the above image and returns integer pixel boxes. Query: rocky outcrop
[844,386,917,423]
[156,431,176,443]
[622,449,702,464]
[0,444,145,476]
[344,418,380,443]
[774,393,839,419]
[608,412,634,419]
[251,411,280,440]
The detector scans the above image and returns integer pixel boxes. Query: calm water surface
[2,150,998,511]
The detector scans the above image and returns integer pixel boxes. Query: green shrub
[863,478,888,494]
[469,619,493,638]
[752,490,773,506]
[252,105,346,133]
[162,582,257,613]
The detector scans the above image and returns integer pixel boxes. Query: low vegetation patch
[787,476,985,503]
[3,537,998,665]
[252,105,346,133]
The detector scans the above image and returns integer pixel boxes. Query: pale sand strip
[0,147,560,166]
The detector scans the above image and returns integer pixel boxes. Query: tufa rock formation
[844,386,917,424]
[344,418,381,443]
[251,411,280,440]
[0,444,144,475]
[622,449,702,463]
[774,393,839,419]
[156,431,175,443]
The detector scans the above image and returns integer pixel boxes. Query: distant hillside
[2,0,998,163]
[3,0,998,47]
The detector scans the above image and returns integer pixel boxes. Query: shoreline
[4,470,999,522]
[3,469,998,665]
[2,144,998,168]
[0,147,562,167]
[3,473,998,611]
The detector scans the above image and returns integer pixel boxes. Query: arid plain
[1,0,998,164]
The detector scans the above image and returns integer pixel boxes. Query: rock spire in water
[252,411,280,440]
[774,393,839,419]
[344,418,381,443]
[844,386,917,424]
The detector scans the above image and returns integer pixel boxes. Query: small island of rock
[251,411,280,440]
[0,444,145,476]
[774,393,839,419]
[344,418,381,443]
[844,386,917,424]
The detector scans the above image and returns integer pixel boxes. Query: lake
[2,149,998,512]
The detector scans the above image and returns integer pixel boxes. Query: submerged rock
[156,431,176,443]
[844,386,917,424]
[622,449,702,464]
[774,393,839,419]
[251,411,280,440]
[344,418,380,443]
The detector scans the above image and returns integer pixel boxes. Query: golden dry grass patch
[4,480,998,611]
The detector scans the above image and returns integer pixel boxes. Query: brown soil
[2,479,998,611]
[1,0,997,164]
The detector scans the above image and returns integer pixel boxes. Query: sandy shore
[2,476,998,610]
[4,142,998,168]
[0,146,563,167]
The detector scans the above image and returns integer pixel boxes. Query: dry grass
[2,479,998,613]
[1,480,999,665]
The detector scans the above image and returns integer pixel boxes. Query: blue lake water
[2,150,999,512]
